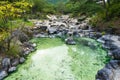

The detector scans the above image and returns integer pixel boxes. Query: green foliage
[47,0,68,4]
[0,1,32,18]
[29,0,56,18]
[101,31,106,35]
[6,43,21,57]
[31,0,55,13]
[108,3,120,18]
[0,29,9,42]
[90,1,120,34]
[64,0,103,16]
[0,1,32,28]
[90,13,105,26]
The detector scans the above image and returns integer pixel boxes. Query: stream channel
[5,38,107,80]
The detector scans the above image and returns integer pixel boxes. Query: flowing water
[5,38,107,80]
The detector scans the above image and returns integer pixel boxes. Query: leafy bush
[64,0,103,16]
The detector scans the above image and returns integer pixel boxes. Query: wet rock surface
[0,71,8,80]
[96,35,120,80]
[19,57,25,64]
[8,67,16,73]
[65,38,76,45]
[2,58,11,71]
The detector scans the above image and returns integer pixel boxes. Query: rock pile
[32,15,93,45]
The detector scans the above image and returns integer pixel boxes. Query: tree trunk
[107,0,110,6]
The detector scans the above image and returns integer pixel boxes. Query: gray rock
[48,27,58,34]
[56,32,63,38]
[32,43,37,47]
[34,34,48,38]
[109,44,118,51]
[8,67,16,73]
[96,60,120,80]
[97,38,105,44]
[118,37,120,41]
[105,60,120,69]
[94,32,102,39]
[65,38,76,45]
[40,26,48,31]
[73,31,80,37]
[2,58,11,70]
[96,68,114,80]
[24,50,31,55]
[19,57,25,63]
[0,71,8,80]
[109,60,120,69]
[11,58,19,66]
[111,48,120,60]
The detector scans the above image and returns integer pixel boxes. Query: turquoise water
[5,38,107,80]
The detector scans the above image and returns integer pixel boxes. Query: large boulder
[73,31,80,37]
[8,67,17,73]
[11,58,19,66]
[118,37,120,41]
[65,38,76,45]
[2,58,11,71]
[94,32,102,39]
[96,60,120,80]
[102,42,117,50]
[96,61,120,80]
[105,60,120,69]
[19,57,25,64]
[110,48,120,60]
[96,68,114,80]
[48,27,58,34]
[97,38,105,44]
[40,26,48,32]
[78,16,86,22]
[0,71,8,80]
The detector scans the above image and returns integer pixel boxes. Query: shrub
[6,42,22,57]
[108,3,120,18]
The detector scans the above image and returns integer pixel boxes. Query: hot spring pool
[5,38,107,80]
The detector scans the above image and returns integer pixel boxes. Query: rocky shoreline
[96,35,120,80]
[0,15,120,80]
[0,29,37,80]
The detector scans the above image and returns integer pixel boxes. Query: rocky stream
[0,15,120,80]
